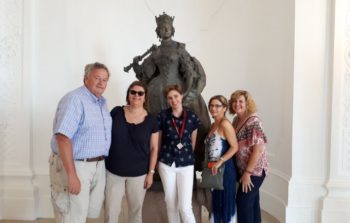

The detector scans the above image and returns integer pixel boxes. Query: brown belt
[75,156,105,162]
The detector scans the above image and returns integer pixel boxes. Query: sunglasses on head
[129,90,145,96]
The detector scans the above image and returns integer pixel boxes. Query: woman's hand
[144,173,154,189]
[211,160,223,175]
[240,172,254,193]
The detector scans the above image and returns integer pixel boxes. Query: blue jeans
[236,171,265,223]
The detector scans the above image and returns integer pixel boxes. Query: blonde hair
[228,90,257,115]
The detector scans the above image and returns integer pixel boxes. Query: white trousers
[49,154,106,223]
[158,162,196,223]
[104,170,146,223]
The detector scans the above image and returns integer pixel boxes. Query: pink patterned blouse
[233,114,268,176]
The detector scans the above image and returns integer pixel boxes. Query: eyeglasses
[129,90,145,96]
[209,104,223,108]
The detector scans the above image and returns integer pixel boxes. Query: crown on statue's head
[155,12,174,26]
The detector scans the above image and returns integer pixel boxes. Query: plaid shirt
[51,86,112,159]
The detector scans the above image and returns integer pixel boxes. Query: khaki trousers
[104,170,146,223]
[49,153,106,223]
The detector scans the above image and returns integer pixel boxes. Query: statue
[125,12,210,171]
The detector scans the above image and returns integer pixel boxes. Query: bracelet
[219,157,225,162]
[149,170,155,174]
[245,169,253,174]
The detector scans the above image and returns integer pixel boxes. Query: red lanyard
[172,110,186,141]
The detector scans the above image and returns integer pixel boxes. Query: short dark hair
[164,84,183,97]
[126,81,148,109]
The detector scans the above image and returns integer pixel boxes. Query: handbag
[199,164,225,190]
[199,142,225,190]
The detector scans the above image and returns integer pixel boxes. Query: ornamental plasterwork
[343,3,350,173]
[0,0,23,164]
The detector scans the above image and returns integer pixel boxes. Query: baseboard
[285,176,327,223]
[32,173,54,218]
[261,190,285,222]
[321,190,350,222]
[260,167,289,222]
[0,174,37,220]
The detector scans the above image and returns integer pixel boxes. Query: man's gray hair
[84,62,110,77]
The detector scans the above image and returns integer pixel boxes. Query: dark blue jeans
[236,171,265,223]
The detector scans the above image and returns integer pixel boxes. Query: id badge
[177,142,183,149]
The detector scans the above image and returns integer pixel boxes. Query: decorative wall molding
[32,174,53,218]
[0,174,38,220]
[268,167,291,183]
[0,169,35,177]
[0,1,37,220]
[322,197,350,222]
[342,0,350,173]
[260,167,289,223]
[0,0,24,165]
[286,178,327,223]
[261,190,286,223]
[288,177,327,205]
[326,181,350,197]
[288,176,325,185]
[321,0,350,222]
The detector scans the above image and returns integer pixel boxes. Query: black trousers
[236,171,266,223]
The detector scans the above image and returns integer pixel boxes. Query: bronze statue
[125,12,210,171]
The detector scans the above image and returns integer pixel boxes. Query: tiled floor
[0,210,279,223]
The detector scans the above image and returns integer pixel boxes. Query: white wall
[6,0,349,222]
[26,1,295,220]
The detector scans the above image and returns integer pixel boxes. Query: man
[49,62,112,223]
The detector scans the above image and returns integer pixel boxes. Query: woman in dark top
[157,84,200,223]
[104,81,159,223]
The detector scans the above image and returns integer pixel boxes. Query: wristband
[219,157,225,162]
[149,170,155,174]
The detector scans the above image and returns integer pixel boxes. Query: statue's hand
[151,44,158,51]
[133,56,142,64]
